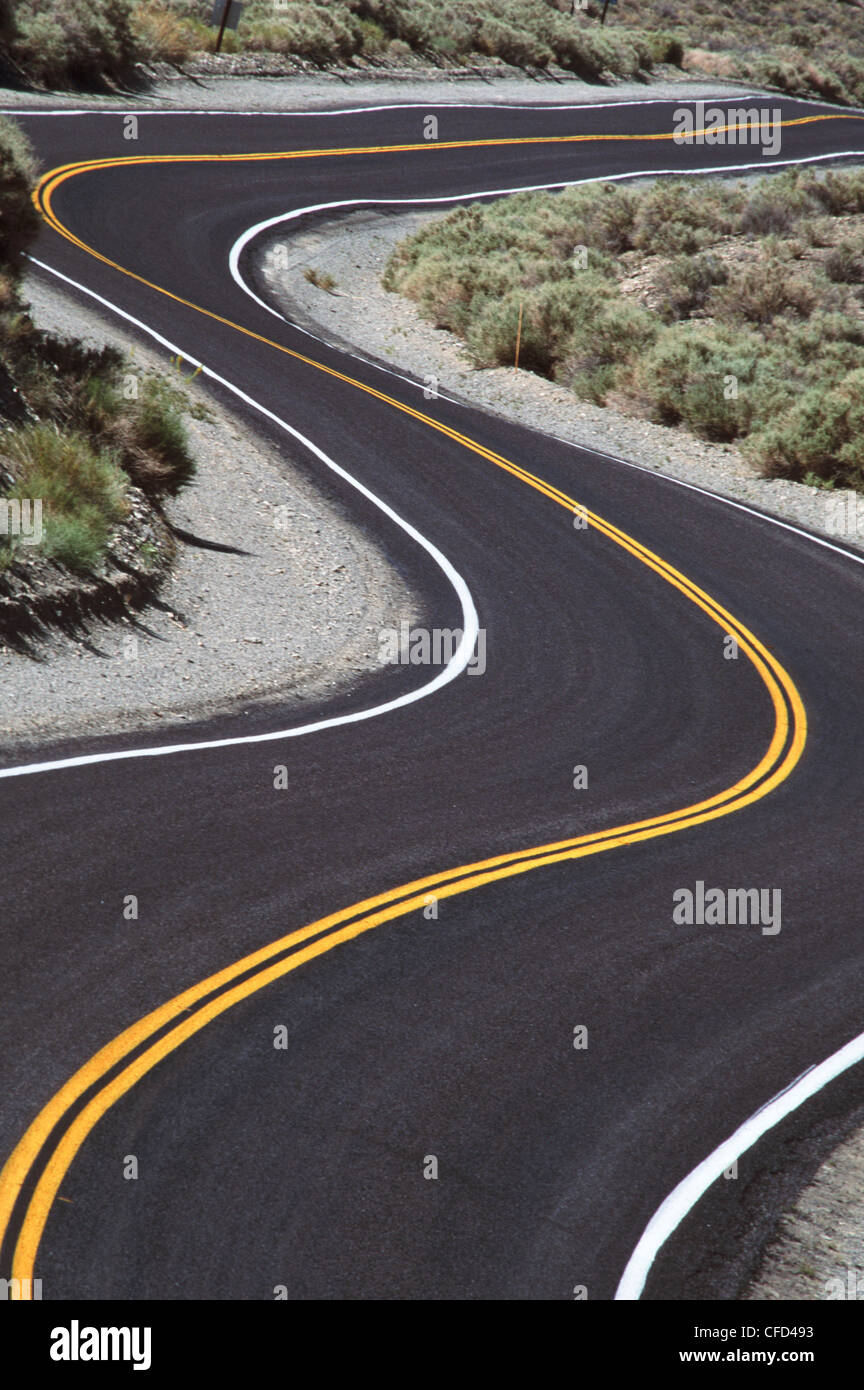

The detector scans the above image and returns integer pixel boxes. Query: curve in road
[2,98,864,1301]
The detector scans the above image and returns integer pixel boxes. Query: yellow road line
[2,121,813,1293]
[31,108,864,186]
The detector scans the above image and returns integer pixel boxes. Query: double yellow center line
[2,115,823,1293]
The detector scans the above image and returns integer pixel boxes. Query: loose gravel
[0,68,758,113]
[746,1128,864,1300]
[0,273,417,749]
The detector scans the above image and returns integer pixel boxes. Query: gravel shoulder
[0,271,418,749]
[746,1129,864,1300]
[0,68,760,113]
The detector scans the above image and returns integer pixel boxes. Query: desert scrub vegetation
[1,326,201,571]
[1,426,130,572]
[8,0,141,88]
[175,0,682,78]
[303,266,337,292]
[0,0,202,86]
[0,0,681,86]
[4,0,864,101]
[383,167,864,490]
[610,0,864,111]
[0,116,198,576]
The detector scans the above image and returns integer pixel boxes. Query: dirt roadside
[0,271,419,749]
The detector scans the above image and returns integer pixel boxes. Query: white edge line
[577,443,864,569]
[0,95,776,118]
[615,1028,864,1299]
[3,255,479,780]
[228,147,864,393]
[230,149,864,573]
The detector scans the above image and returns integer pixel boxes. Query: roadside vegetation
[383,168,864,491]
[0,117,198,575]
[613,0,864,113]
[4,1,864,108]
[0,2,680,87]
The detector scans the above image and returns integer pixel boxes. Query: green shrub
[653,253,727,321]
[2,424,129,570]
[242,0,361,63]
[811,170,864,218]
[19,334,126,434]
[628,322,760,439]
[646,32,684,65]
[121,376,196,497]
[130,3,198,63]
[38,510,111,570]
[748,370,864,487]
[12,0,140,87]
[825,239,864,285]
[632,182,718,256]
[707,255,822,325]
[562,297,657,401]
[356,17,388,55]
[476,18,551,69]
[464,288,544,369]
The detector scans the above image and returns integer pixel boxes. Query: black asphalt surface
[2,96,864,1302]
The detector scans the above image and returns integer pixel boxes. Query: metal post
[215,0,232,53]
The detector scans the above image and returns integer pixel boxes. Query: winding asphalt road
[2,94,864,1302]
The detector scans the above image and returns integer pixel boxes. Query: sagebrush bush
[707,255,823,325]
[243,2,361,64]
[652,253,728,321]
[130,4,197,64]
[825,239,864,286]
[748,370,864,488]
[385,166,864,487]
[476,18,550,69]
[628,322,758,439]
[12,0,139,87]
[632,183,722,256]
[811,170,864,218]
